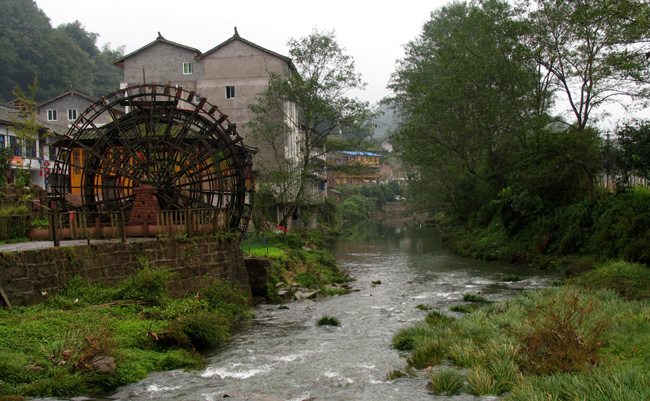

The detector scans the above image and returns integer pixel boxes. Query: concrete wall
[0,237,250,307]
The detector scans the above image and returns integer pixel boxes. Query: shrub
[117,264,172,306]
[201,280,250,318]
[518,288,608,375]
[175,313,230,350]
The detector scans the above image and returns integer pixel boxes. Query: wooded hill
[0,0,124,102]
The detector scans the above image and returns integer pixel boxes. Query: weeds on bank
[428,367,464,395]
[0,266,251,398]
[243,231,349,300]
[392,262,650,398]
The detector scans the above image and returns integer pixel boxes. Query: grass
[391,261,650,398]
[462,293,489,302]
[316,315,340,326]
[501,273,522,282]
[428,367,464,395]
[450,304,480,313]
[243,231,350,301]
[0,270,252,398]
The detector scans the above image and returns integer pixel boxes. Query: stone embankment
[0,237,252,307]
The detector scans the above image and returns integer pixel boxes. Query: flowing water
[64,222,560,401]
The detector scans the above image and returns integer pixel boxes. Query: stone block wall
[0,237,251,307]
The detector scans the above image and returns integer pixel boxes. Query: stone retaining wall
[0,237,250,307]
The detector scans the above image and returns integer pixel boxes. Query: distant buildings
[327,151,382,186]
[0,102,55,189]
[0,89,125,190]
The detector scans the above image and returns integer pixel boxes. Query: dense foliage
[336,182,403,222]
[0,0,124,101]
[389,0,650,246]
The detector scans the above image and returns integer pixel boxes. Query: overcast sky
[34,0,451,106]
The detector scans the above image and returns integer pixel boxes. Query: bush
[588,189,650,263]
[116,263,172,306]
[175,313,230,350]
[518,288,608,375]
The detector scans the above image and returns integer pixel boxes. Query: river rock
[221,390,285,400]
[90,355,116,377]
[294,289,320,300]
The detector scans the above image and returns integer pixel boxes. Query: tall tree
[248,29,374,227]
[388,0,548,224]
[0,0,51,101]
[524,0,650,132]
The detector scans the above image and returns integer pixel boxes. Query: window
[226,86,235,99]
[25,142,36,158]
[67,109,77,121]
[183,62,193,75]
[0,136,5,149]
[9,136,20,157]
[47,109,57,121]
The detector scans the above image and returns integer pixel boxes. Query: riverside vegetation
[392,261,650,399]
[0,231,349,399]
[0,261,251,399]
[390,188,650,399]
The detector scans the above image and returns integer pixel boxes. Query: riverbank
[392,198,650,399]
[392,260,650,399]
[0,263,252,399]
[0,232,349,400]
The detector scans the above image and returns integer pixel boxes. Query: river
[79,222,559,401]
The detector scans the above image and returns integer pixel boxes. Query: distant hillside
[372,103,398,142]
[0,0,124,102]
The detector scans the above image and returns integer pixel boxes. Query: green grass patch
[450,304,481,313]
[392,283,650,397]
[244,231,350,300]
[463,293,489,302]
[0,270,252,399]
[572,260,650,300]
[501,273,522,282]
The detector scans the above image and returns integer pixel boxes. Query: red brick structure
[129,183,159,225]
